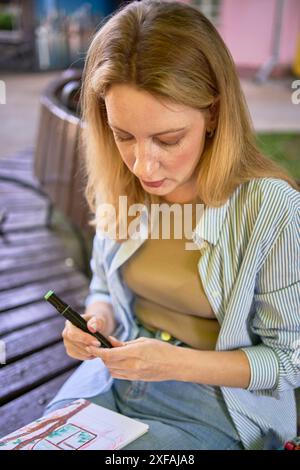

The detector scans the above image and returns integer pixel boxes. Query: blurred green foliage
[256,133,300,180]
[0,12,13,31]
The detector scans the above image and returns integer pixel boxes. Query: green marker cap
[44,290,54,300]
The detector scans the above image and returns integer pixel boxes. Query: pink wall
[218,0,300,68]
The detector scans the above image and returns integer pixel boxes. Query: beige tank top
[121,199,220,350]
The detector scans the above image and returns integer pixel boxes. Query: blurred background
[0,0,299,178]
[0,0,299,440]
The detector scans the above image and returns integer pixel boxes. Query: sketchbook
[0,399,149,450]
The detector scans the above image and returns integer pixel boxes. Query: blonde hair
[81,0,298,240]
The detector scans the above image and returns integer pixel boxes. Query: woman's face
[105,84,212,203]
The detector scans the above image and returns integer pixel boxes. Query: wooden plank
[0,237,62,255]
[43,114,66,203]
[34,104,53,182]
[3,316,67,363]
[0,259,79,291]
[0,204,47,215]
[0,157,33,170]
[0,286,89,336]
[0,239,66,260]
[0,192,45,201]
[0,166,33,179]
[0,245,67,271]
[10,148,34,161]
[1,212,48,231]
[0,150,34,165]
[58,119,79,215]
[0,168,39,187]
[0,182,42,194]
[0,199,47,211]
[0,369,76,439]
[0,228,65,246]
[1,208,46,223]
[0,342,79,405]
[0,271,88,312]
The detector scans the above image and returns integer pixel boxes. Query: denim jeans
[43,324,244,450]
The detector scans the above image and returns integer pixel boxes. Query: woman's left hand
[86,336,180,381]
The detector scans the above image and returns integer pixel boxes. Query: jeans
[43,324,244,450]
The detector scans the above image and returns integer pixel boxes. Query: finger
[67,344,95,361]
[64,323,101,347]
[87,317,105,334]
[86,345,126,364]
[118,337,148,345]
[108,336,126,347]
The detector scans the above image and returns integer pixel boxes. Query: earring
[206,129,214,138]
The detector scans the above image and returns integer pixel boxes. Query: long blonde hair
[81,0,298,240]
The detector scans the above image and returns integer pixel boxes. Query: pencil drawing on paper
[0,399,126,450]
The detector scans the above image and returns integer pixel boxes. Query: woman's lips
[141,179,166,188]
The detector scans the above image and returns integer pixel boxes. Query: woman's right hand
[62,301,116,361]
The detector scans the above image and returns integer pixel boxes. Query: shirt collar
[192,197,231,247]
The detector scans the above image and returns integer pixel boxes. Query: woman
[43,0,300,450]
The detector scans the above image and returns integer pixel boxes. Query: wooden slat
[0,246,67,272]
[0,198,47,210]
[0,192,45,201]
[0,168,39,187]
[0,271,88,312]
[0,237,62,255]
[3,316,67,363]
[0,228,64,246]
[9,148,34,161]
[34,104,53,182]
[0,259,79,291]
[43,114,66,203]
[0,156,33,170]
[0,342,79,405]
[0,166,32,179]
[58,120,79,214]
[3,208,46,225]
[0,182,42,194]
[0,287,89,336]
[0,370,76,439]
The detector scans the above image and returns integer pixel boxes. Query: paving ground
[0,71,59,158]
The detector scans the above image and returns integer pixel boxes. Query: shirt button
[160,331,172,341]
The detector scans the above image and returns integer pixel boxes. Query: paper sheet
[0,399,149,450]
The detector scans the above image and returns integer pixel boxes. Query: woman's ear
[206,96,220,132]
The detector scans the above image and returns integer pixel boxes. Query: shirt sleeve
[84,231,113,308]
[240,208,300,393]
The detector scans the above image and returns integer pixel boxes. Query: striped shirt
[46,177,300,450]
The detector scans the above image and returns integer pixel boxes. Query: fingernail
[92,341,100,347]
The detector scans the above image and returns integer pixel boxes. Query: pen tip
[44,290,54,300]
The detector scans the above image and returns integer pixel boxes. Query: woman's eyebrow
[108,122,187,136]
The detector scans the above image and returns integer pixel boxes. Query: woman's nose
[133,146,160,179]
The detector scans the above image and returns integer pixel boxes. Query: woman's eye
[114,135,181,147]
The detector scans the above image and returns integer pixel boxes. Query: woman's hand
[62,301,117,361]
[86,336,180,381]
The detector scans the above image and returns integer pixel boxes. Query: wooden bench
[0,149,90,438]
[34,69,89,234]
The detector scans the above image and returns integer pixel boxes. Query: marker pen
[44,290,113,348]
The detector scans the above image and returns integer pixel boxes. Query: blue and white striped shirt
[46,177,300,450]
